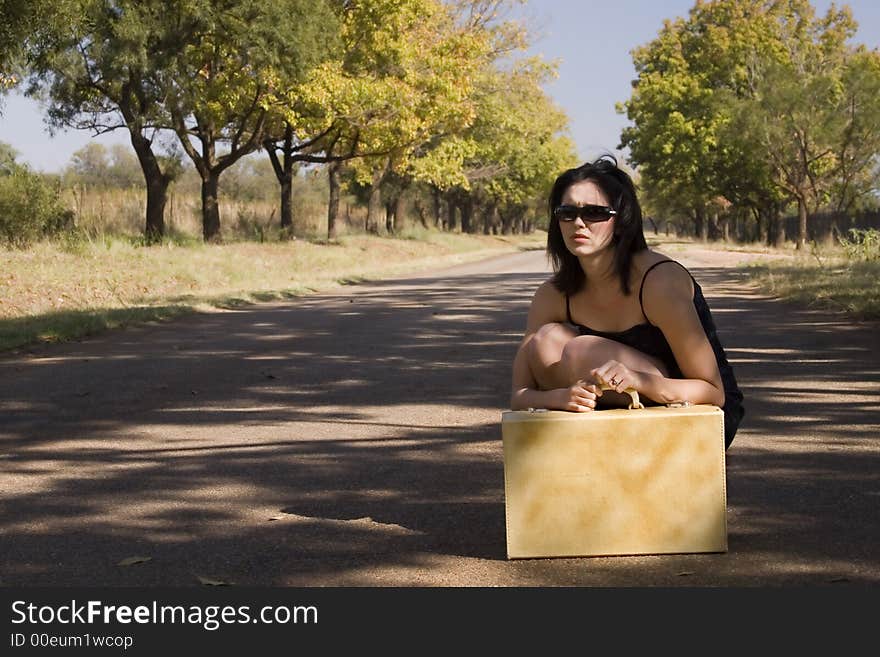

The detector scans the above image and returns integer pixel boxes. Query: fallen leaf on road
[346,516,422,535]
[117,556,152,567]
[676,571,695,577]
[196,575,230,586]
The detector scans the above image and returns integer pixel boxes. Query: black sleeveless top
[565,260,744,448]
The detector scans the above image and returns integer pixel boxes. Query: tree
[618,0,867,248]
[25,0,335,243]
[307,0,498,236]
[0,1,78,102]
[162,0,337,241]
[0,141,19,174]
[65,142,144,189]
[68,143,112,186]
[619,11,723,240]
[468,60,577,234]
[738,2,857,249]
[830,48,880,215]
[619,0,787,239]
[409,57,576,234]
[26,0,186,242]
[0,147,72,246]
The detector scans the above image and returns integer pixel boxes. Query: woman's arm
[635,263,725,407]
[509,281,603,411]
[511,376,602,412]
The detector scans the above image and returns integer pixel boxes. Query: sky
[1,0,878,173]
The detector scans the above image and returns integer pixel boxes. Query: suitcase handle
[599,384,645,410]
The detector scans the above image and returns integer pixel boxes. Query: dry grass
[646,233,799,255]
[743,257,880,321]
[63,185,338,240]
[650,234,879,320]
[0,230,545,351]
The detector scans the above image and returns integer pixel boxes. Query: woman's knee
[527,322,576,365]
[561,334,669,380]
[524,322,577,389]
[560,334,609,376]
[531,322,573,350]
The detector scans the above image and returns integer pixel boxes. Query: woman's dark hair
[547,154,647,295]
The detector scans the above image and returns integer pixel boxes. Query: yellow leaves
[0,73,19,89]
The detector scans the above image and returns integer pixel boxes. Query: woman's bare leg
[524,322,580,390]
[560,334,670,407]
[523,324,672,407]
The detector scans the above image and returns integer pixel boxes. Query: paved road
[1,244,878,586]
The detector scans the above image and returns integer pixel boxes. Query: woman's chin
[566,241,605,257]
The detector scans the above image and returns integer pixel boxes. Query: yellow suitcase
[502,390,727,559]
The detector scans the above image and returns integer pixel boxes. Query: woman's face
[558,179,616,258]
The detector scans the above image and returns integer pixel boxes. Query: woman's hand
[591,360,644,394]
[555,379,603,412]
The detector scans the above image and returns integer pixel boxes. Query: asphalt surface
[1,244,878,586]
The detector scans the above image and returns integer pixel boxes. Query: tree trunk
[130,130,169,243]
[202,172,221,242]
[385,200,395,234]
[796,194,808,250]
[752,207,764,244]
[447,194,458,231]
[460,196,473,233]
[265,125,296,231]
[500,206,515,235]
[482,202,496,234]
[327,161,341,241]
[432,187,442,229]
[699,208,709,241]
[415,200,429,228]
[367,185,383,234]
[766,209,784,248]
[144,176,169,244]
[280,173,293,231]
[393,194,405,233]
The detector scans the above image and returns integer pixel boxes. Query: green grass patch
[1,230,545,352]
[0,305,194,352]
[743,258,880,320]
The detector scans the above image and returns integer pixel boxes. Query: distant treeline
[645,209,880,246]
[620,0,880,250]
[1,0,577,245]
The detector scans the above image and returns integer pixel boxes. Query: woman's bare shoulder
[527,278,567,325]
[638,251,695,325]
[533,278,563,300]
[635,248,680,271]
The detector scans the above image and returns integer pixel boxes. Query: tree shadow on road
[1,265,878,585]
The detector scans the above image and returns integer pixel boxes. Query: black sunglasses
[554,204,617,223]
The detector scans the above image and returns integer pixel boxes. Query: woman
[510,155,744,448]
